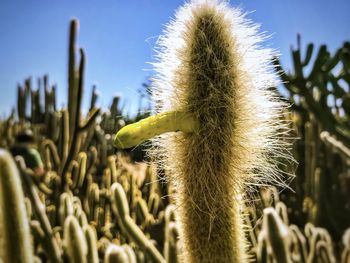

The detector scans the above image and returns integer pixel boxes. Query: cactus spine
[0,149,33,262]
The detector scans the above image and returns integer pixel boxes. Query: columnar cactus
[63,215,88,263]
[114,0,289,262]
[16,157,62,263]
[111,182,165,263]
[0,149,33,263]
[83,225,99,263]
[263,208,291,263]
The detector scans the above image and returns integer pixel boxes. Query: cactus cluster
[0,18,169,263]
[274,36,350,242]
[0,1,349,263]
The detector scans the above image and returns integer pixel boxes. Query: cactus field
[0,1,349,262]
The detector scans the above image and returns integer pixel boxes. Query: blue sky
[0,0,349,117]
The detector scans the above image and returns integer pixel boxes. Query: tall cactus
[114,0,289,262]
[0,149,33,263]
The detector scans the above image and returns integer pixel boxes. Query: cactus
[263,208,291,263]
[104,244,129,263]
[16,157,62,263]
[83,225,99,263]
[289,224,307,263]
[256,231,268,263]
[341,228,350,263]
[2,4,350,263]
[114,1,289,262]
[63,215,87,263]
[60,19,100,189]
[111,182,165,263]
[164,221,179,263]
[122,244,137,263]
[59,192,74,226]
[0,149,34,263]
[72,152,87,190]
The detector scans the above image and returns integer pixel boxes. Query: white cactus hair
[150,0,293,261]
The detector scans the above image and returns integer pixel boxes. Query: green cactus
[263,207,291,263]
[60,19,100,189]
[148,192,160,218]
[122,244,137,263]
[89,85,99,112]
[83,225,99,263]
[0,149,34,263]
[16,157,62,263]
[63,215,87,263]
[135,196,154,228]
[104,244,129,263]
[111,182,165,263]
[72,152,87,190]
[59,192,74,226]
[256,231,268,263]
[276,201,290,226]
[289,224,307,263]
[41,139,61,171]
[67,19,79,141]
[164,221,179,263]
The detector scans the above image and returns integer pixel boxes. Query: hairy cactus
[114,0,289,262]
[0,149,33,263]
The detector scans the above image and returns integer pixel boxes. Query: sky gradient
[0,0,349,117]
